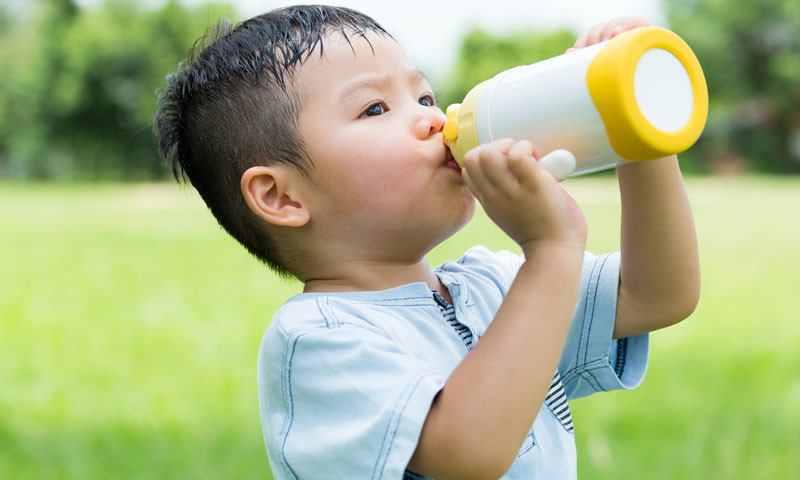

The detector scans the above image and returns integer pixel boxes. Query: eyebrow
[339,68,429,103]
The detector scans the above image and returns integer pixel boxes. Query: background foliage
[1,1,798,478]
[0,0,799,178]
[0,0,233,180]
[666,0,800,173]
[2,178,798,478]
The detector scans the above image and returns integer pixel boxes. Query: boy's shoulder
[268,295,327,334]
[437,244,524,278]
[263,245,615,348]
[265,245,521,331]
[267,246,609,338]
[264,293,388,346]
[264,284,430,341]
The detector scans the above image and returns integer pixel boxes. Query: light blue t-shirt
[258,246,649,479]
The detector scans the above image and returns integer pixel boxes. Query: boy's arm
[613,156,700,338]
[408,139,587,480]
[569,17,700,338]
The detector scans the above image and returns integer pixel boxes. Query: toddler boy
[154,6,699,479]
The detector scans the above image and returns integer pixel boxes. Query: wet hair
[153,5,390,277]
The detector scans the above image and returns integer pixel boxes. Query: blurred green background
[1,0,798,478]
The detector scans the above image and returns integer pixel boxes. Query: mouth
[444,147,461,173]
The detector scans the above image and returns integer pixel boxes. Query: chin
[460,189,477,220]
[448,194,477,236]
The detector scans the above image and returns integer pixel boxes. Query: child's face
[293,31,475,258]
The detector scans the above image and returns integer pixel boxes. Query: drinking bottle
[443,26,708,180]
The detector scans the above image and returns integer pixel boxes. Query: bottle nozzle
[443,104,461,143]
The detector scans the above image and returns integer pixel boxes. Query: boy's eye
[361,102,388,117]
[419,94,436,107]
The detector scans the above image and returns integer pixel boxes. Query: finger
[584,22,608,47]
[460,166,483,204]
[506,140,542,188]
[609,24,626,39]
[622,16,652,28]
[507,139,538,161]
[492,138,517,155]
[573,34,587,49]
[461,147,493,197]
[600,20,625,42]
[480,141,519,192]
[605,16,653,40]
[462,142,514,198]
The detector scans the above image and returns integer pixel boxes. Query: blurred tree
[0,0,234,180]
[0,0,24,173]
[666,0,800,173]
[442,28,576,108]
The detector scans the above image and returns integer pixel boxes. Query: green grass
[1,177,798,479]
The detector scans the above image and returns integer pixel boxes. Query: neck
[302,256,444,296]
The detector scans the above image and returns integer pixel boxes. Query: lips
[444,147,461,172]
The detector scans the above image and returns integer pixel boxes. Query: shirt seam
[518,432,537,456]
[614,337,628,378]
[334,296,434,306]
[316,296,337,328]
[277,329,307,480]
[280,307,394,338]
[277,324,393,479]
[577,253,610,368]
[566,363,617,395]
[372,372,434,479]
[278,323,440,479]
[561,358,609,387]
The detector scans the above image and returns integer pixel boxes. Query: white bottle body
[474,41,626,177]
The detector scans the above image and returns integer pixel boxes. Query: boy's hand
[461,139,587,253]
[566,16,652,53]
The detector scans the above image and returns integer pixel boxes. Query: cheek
[354,136,409,171]
[343,143,419,198]
[317,154,411,214]
[308,124,429,214]
[352,168,418,210]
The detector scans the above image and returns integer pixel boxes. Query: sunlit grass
[1,176,798,478]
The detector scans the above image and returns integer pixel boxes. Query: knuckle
[495,138,516,151]
[482,154,502,173]
[507,150,528,167]
[508,141,535,162]
[463,150,480,167]
[517,139,534,152]
[507,151,523,164]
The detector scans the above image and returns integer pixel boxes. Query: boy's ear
[240,165,310,227]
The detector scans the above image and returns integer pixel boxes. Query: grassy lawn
[1,176,798,479]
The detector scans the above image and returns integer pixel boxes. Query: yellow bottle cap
[586,26,708,161]
[443,81,487,167]
[444,104,460,142]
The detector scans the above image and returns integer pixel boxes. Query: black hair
[153,5,390,277]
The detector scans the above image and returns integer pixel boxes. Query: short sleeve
[559,251,649,400]
[259,324,445,480]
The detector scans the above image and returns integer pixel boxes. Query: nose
[414,105,446,140]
